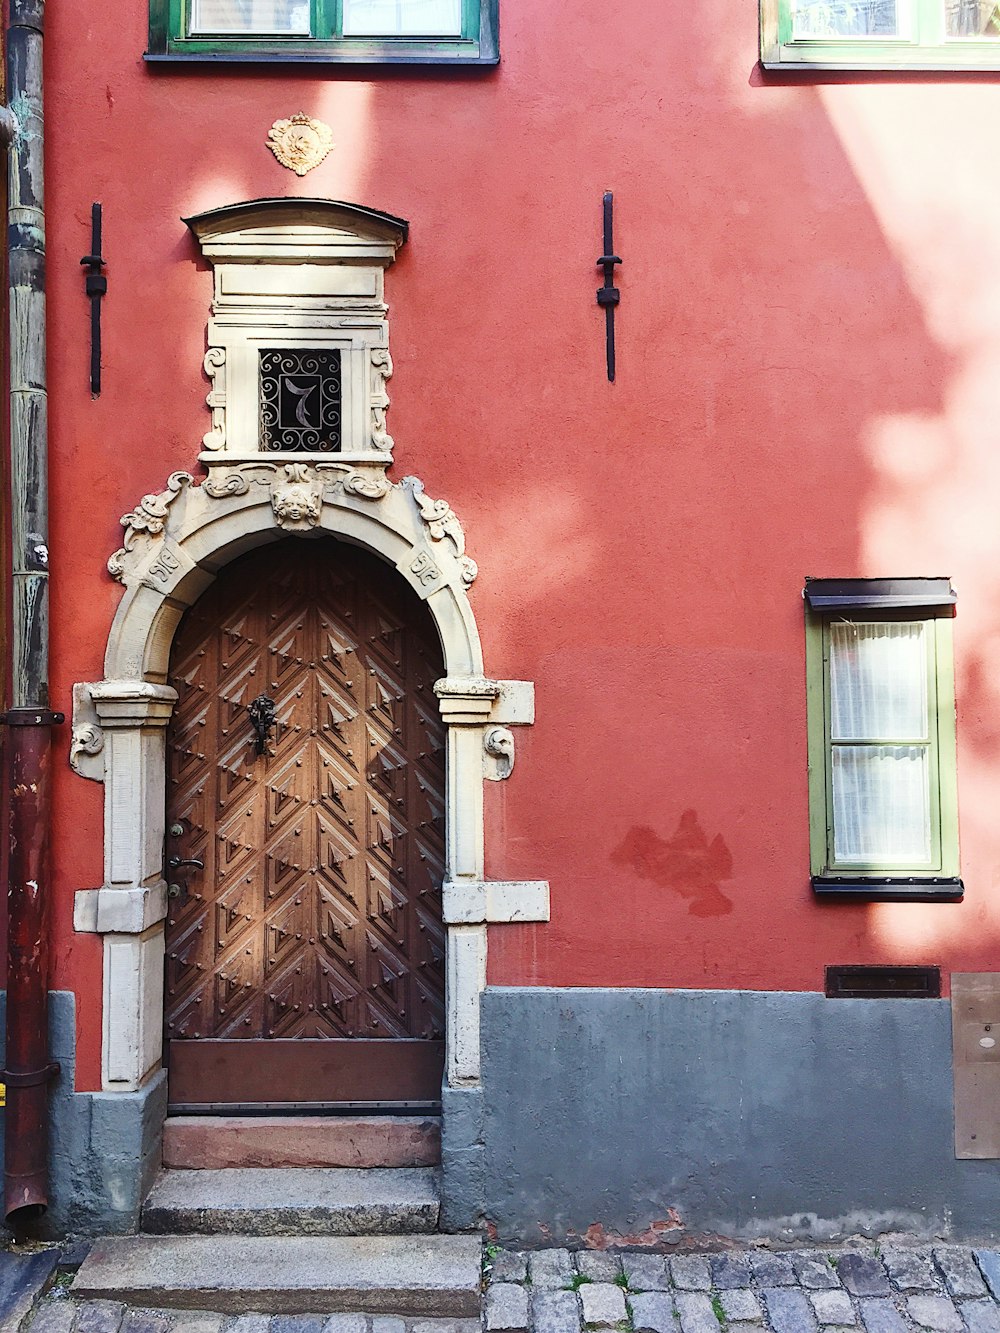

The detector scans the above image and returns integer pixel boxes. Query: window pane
[945,0,1000,36]
[189,0,310,34]
[342,0,463,35]
[792,0,900,37]
[830,622,928,741]
[832,745,932,864]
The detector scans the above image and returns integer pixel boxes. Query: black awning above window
[804,577,956,612]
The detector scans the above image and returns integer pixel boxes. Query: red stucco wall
[42,1,1000,1091]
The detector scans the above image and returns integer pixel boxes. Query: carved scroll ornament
[108,472,192,583]
[408,478,478,586]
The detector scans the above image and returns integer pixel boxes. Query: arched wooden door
[163,539,446,1111]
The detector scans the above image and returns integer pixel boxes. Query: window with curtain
[804,579,962,902]
[149,0,497,63]
[762,0,1000,68]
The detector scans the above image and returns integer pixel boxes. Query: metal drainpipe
[1,0,62,1225]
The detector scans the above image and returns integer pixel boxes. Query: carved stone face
[272,483,322,531]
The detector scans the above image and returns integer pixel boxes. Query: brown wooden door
[163,540,446,1111]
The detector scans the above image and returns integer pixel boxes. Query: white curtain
[342,0,463,35]
[792,0,900,37]
[829,622,932,865]
[190,0,310,33]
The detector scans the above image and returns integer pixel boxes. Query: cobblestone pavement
[482,1244,1000,1333]
[21,1243,1000,1333]
[24,1305,482,1332]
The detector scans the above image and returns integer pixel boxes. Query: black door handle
[168,856,205,871]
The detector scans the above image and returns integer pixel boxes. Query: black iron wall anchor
[596,191,622,383]
[80,202,107,397]
[247,693,277,756]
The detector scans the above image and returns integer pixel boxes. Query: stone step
[142,1167,441,1236]
[72,1232,483,1316]
[163,1115,442,1169]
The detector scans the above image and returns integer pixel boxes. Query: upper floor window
[148,0,498,64]
[761,0,1000,69]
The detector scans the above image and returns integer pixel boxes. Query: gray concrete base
[0,992,166,1237]
[439,1083,485,1232]
[478,986,1000,1246]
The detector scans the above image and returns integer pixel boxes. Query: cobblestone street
[482,1244,1000,1333]
[20,1243,1000,1333]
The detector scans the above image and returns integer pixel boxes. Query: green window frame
[762,0,1000,70]
[147,0,498,64]
[805,578,962,902]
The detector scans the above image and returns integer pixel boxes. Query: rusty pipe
[3,712,59,1220]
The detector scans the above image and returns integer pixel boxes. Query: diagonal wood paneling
[164,540,446,1070]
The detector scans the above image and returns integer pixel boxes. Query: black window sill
[812,876,964,903]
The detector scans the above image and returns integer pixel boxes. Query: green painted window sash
[149,0,496,62]
[805,611,959,880]
[764,0,1000,69]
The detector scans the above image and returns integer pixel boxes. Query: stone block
[580,1282,627,1326]
[906,1296,963,1332]
[270,1318,328,1333]
[531,1289,579,1333]
[322,1316,368,1333]
[669,1257,711,1292]
[792,1257,840,1291]
[720,1290,761,1322]
[974,1251,1000,1302]
[485,1282,529,1332]
[762,1288,817,1333]
[119,1313,173,1333]
[227,1320,273,1333]
[170,1316,226,1333]
[674,1293,722,1333]
[710,1256,752,1290]
[0,1248,60,1328]
[623,1255,670,1292]
[932,1248,987,1300]
[836,1258,889,1299]
[857,1301,907,1333]
[76,1301,127,1333]
[629,1292,678,1333]
[490,1252,528,1284]
[961,1302,1000,1333]
[751,1255,797,1288]
[528,1251,574,1290]
[880,1248,939,1293]
[809,1290,855,1325]
[370,1319,406,1333]
[25,1301,78,1333]
[575,1253,622,1284]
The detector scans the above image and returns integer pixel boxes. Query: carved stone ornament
[267,113,334,176]
[70,723,104,775]
[484,726,515,781]
[370,348,394,452]
[407,478,478,586]
[108,472,192,583]
[271,462,325,531]
[202,348,227,452]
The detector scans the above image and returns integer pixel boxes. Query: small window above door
[185,198,407,470]
[147,0,498,64]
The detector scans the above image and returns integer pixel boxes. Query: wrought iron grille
[259,348,342,452]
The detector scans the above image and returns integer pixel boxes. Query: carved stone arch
[73,462,548,1112]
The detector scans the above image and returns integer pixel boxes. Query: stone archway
[71,461,548,1121]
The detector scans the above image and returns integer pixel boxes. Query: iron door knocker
[247,693,277,756]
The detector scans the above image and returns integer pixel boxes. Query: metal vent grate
[259,348,342,452]
[825,965,941,999]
